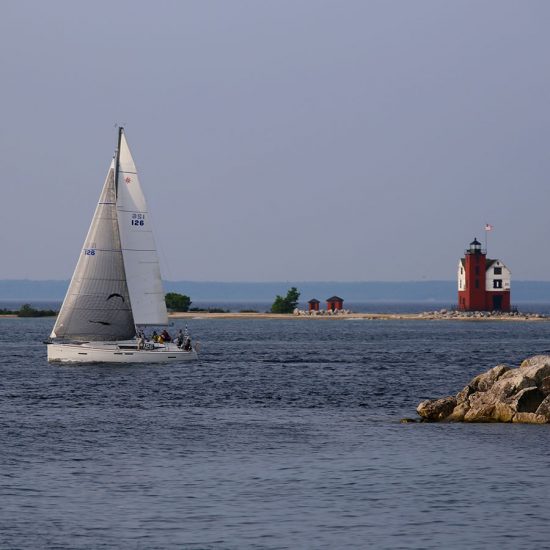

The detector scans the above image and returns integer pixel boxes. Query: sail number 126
[131,213,145,226]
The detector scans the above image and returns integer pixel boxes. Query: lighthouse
[457,238,511,311]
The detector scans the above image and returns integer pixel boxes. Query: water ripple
[1,318,550,548]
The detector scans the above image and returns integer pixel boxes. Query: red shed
[308,299,320,312]
[326,296,344,311]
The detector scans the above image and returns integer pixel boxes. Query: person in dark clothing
[183,336,192,351]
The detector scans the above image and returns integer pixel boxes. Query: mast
[114,126,123,195]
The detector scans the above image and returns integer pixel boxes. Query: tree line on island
[167,288,301,314]
[0,294,204,316]
[165,292,228,313]
[0,294,198,317]
[0,289,301,317]
[0,304,58,317]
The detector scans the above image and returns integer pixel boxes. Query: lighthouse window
[475,266,480,275]
[475,279,479,289]
[493,279,502,289]
[494,267,502,275]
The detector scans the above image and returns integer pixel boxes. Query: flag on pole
[484,224,493,231]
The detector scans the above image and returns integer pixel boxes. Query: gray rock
[469,364,510,392]
[456,384,474,404]
[518,356,550,384]
[492,402,515,422]
[539,376,550,396]
[446,401,470,421]
[416,355,550,424]
[487,371,535,402]
[512,412,548,424]
[520,354,550,368]
[464,403,496,422]
[417,396,457,421]
[535,395,550,420]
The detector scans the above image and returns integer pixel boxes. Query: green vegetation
[0,304,58,317]
[19,304,58,317]
[271,287,300,314]
[239,309,259,313]
[165,292,192,312]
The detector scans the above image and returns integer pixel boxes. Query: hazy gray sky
[2,1,550,281]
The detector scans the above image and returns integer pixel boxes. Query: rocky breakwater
[417,355,550,424]
[419,309,546,320]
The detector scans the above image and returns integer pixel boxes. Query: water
[2,317,550,548]
[4,300,550,314]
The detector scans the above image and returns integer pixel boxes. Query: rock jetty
[417,355,550,424]
[418,309,545,320]
[293,308,352,316]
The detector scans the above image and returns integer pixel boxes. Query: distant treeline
[2,279,550,302]
[0,304,57,317]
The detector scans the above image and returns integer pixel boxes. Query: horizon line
[3,279,550,284]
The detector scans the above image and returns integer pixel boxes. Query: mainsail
[116,131,168,326]
[51,162,135,341]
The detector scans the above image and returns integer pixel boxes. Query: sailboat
[47,127,198,363]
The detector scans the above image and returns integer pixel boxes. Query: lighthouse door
[492,295,503,311]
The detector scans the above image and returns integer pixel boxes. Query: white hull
[47,341,198,364]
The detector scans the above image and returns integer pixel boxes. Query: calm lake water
[4,300,550,314]
[2,317,550,549]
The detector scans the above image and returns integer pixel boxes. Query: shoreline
[168,311,549,321]
[1,312,547,322]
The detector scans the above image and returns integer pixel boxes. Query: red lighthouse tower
[459,238,486,310]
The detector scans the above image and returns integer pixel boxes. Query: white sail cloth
[51,163,135,340]
[116,132,168,326]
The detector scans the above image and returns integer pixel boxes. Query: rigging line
[156,223,174,286]
[114,126,123,196]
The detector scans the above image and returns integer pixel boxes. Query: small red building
[326,296,344,311]
[457,238,511,311]
[308,299,320,312]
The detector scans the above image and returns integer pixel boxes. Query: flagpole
[484,224,493,254]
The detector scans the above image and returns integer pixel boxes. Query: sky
[1,0,550,282]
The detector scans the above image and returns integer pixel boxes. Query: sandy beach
[168,311,548,321]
